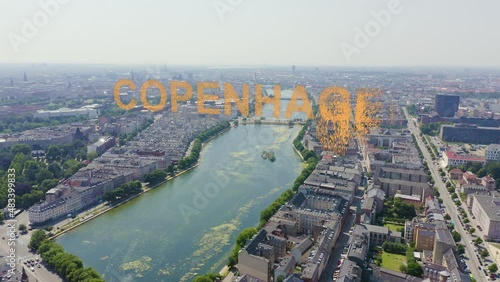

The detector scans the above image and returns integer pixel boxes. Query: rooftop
[473,194,500,221]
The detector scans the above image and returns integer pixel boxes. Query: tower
[23,72,27,81]
[292,65,296,74]
[10,76,14,87]
[435,94,459,117]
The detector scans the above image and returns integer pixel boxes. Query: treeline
[382,241,407,254]
[144,170,168,186]
[0,142,87,209]
[102,180,142,202]
[384,197,417,220]
[38,241,104,282]
[293,120,317,161]
[0,115,87,134]
[419,122,450,136]
[193,274,221,282]
[227,228,258,267]
[401,247,423,277]
[177,122,230,170]
[28,229,104,281]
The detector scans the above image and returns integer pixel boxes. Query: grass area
[384,223,404,232]
[381,252,407,272]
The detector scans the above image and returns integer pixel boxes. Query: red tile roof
[444,151,484,162]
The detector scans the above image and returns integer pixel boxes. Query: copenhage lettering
[113,79,381,122]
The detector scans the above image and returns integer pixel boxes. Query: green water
[56,124,303,282]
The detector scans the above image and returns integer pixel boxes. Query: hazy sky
[1,0,499,67]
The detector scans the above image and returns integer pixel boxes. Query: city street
[404,108,485,282]
[0,212,63,282]
[319,187,363,282]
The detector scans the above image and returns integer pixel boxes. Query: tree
[469,228,475,234]
[11,144,31,156]
[457,244,465,254]
[475,237,483,245]
[489,263,498,274]
[29,229,47,251]
[444,214,451,220]
[18,223,27,233]
[399,264,407,273]
[406,262,423,278]
[193,274,221,282]
[166,165,175,175]
[87,152,98,161]
[36,169,55,183]
[481,249,489,258]
[451,230,461,242]
[276,275,285,282]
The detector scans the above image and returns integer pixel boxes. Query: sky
[0,0,499,67]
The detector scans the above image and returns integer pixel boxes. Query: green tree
[166,165,175,174]
[11,144,31,156]
[475,237,483,245]
[36,169,55,183]
[489,263,498,273]
[406,262,423,277]
[18,223,27,233]
[451,230,461,242]
[87,152,98,161]
[469,228,475,234]
[481,249,489,258]
[29,229,47,251]
[23,160,41,182]
[399,264,407,273]
[193,274,221,282]
[276,275,285,282]
[457,244,465,254]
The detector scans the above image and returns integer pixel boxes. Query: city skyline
[1,0,500,67]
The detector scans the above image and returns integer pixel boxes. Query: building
[347,225,370,268]
[33,107,99,119]
[440,124,500,145]
[433,227,457,265]
[486,144,500,162]
[469,194,500,240]
[87,137,116,156]
[434,94,459,117]
[449,168,464,180]
[458,171,496,194]
[336,259,362,282]
[238,230,275,282]
[370,264,424,282]
[412,222,437,251]
[442,151,485,167]
[363,224,402,246]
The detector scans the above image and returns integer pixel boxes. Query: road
[319,187,363,282]
[0,211,63,282]
[403,108,485,282]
